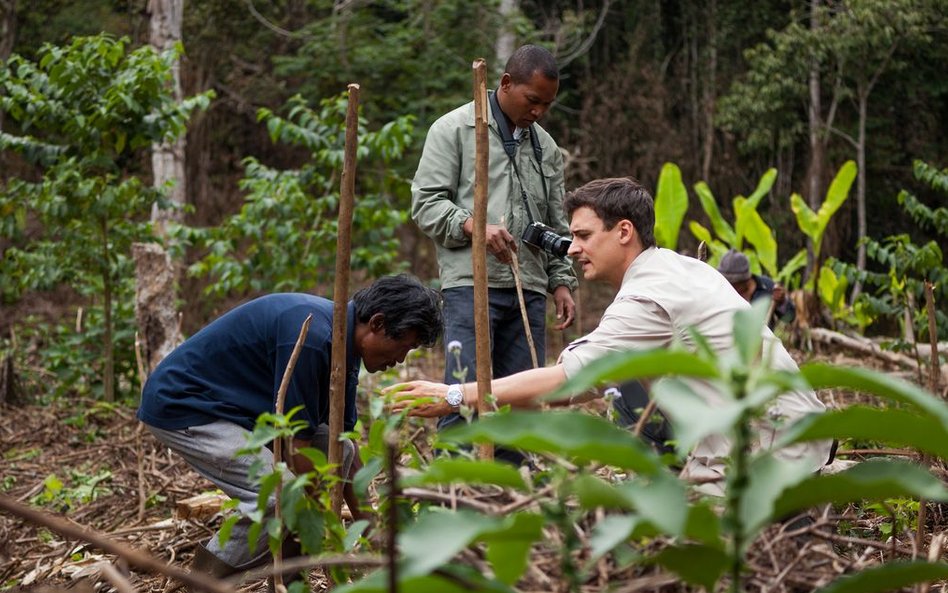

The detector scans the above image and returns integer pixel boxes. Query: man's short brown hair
[563,177,656,249]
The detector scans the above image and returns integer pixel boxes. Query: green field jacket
[410,98,578,295]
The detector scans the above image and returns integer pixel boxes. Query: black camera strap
[488,91,549,225]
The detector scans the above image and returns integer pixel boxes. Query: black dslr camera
[521,221,572,258]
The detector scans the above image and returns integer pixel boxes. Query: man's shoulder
[430,100,475,130]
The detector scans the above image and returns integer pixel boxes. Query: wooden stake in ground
[471,59,493,461]
[329,83,360,514]
[272,314,313,592]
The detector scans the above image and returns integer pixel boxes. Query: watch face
[446,385,463,407]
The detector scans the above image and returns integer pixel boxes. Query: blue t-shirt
[137,294,360,437]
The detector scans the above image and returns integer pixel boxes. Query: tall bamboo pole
[471,59,493,461]
[329,83,360,514]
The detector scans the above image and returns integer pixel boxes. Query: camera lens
[541,231,571,258]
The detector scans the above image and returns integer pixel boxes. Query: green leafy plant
[790,161,856,290]
[831,160,947,341]
[653,162,689,251]
[687,168,781,277]
[0,34,212,401]
[175,93,413,296]
[338,299,948,593]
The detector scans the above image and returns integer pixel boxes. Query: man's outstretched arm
[387,364,569,417]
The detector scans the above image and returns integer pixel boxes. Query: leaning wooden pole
[471,59,494,461]
[329,83,360,515]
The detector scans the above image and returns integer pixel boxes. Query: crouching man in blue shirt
[137,274,442,580]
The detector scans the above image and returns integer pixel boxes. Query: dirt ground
[0,347,945,593]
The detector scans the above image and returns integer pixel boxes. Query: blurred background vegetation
[1,0,946,401]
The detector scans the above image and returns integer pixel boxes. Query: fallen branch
[0,494,231,593]
[809,327,948,385]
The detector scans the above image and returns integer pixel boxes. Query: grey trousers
[146,420,353,566]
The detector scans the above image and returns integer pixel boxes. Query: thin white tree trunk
[136,0,185,376]
[804,0,824,285]
[495,0,518,75]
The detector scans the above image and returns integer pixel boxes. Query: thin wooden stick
[0,494,231,593]
[385,432,399,593]
[915,282,940,562]
[471,58,493,461]
[508,250,539,369]
[329,82,360,513]
[272,313,313,592]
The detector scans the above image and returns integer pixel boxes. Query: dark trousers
[613,381,676,455]
[438,286,547,464]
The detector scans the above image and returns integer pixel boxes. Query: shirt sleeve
[558,296,672,378]
[411,120,472,248]
[541,139,578,293]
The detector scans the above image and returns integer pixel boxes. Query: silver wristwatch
[445,384,464,408]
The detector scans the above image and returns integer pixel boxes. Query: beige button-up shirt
[559,247,830,493]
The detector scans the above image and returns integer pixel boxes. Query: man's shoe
[190,544,241,579]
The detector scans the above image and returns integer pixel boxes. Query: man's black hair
[353,274,443,347]
[563,177,657,249]
[505,44,558,84]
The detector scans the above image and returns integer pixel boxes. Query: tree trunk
[102,217,115,403]
[0,0,15,134]
[494,0,518,76]
[700,0,717,182]
[803,0,824,285]
[0,0,13,63]
[148,0,186,232]
[136,0,185,377]
[851,87,868,301]
[133,243,182,377]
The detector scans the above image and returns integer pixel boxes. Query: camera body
[521,221,572,259]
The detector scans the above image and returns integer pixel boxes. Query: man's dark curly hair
[563,177,656,249]
[353,275,442,347]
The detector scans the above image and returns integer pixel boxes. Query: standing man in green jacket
[411,45,578,453]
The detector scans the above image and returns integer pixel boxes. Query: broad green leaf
[570,474,636,510]
[343,519,370,551]
[401,458,528,491]
[619,471,690,536]
[740,455,817,539]
[817,160,856,229]
[816,561,948,593]
[777,248,807,286]
[745,168,777,208]
[688,220,714,246]
[353,456,383,496]
[654,162,689,250]
[740,208,778,276]
[296,509,324,555]
[335,568,516,593]
[653,544,729,591]
[550,348,720,400]
[800,364,948,426]
[772,460,948,520]
[588,515,640,563]
[653,378,742,453]
[790,193,819,241]
[732,299,769,367]
[482,513,545,584]
[399,510,500,578]
[778,406,948,460]
[443,411,663,474]
[694,182,736,245]
[683,503,724,545]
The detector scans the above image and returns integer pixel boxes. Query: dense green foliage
[174,93,414,296]
[0,34,210,400]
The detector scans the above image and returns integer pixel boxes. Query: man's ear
[617,220,636,245]
[368,313,386,334]
[499,72,512,92]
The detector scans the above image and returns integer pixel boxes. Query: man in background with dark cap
[717,249,795,328]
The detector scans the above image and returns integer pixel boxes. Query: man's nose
[567,240,580,256]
